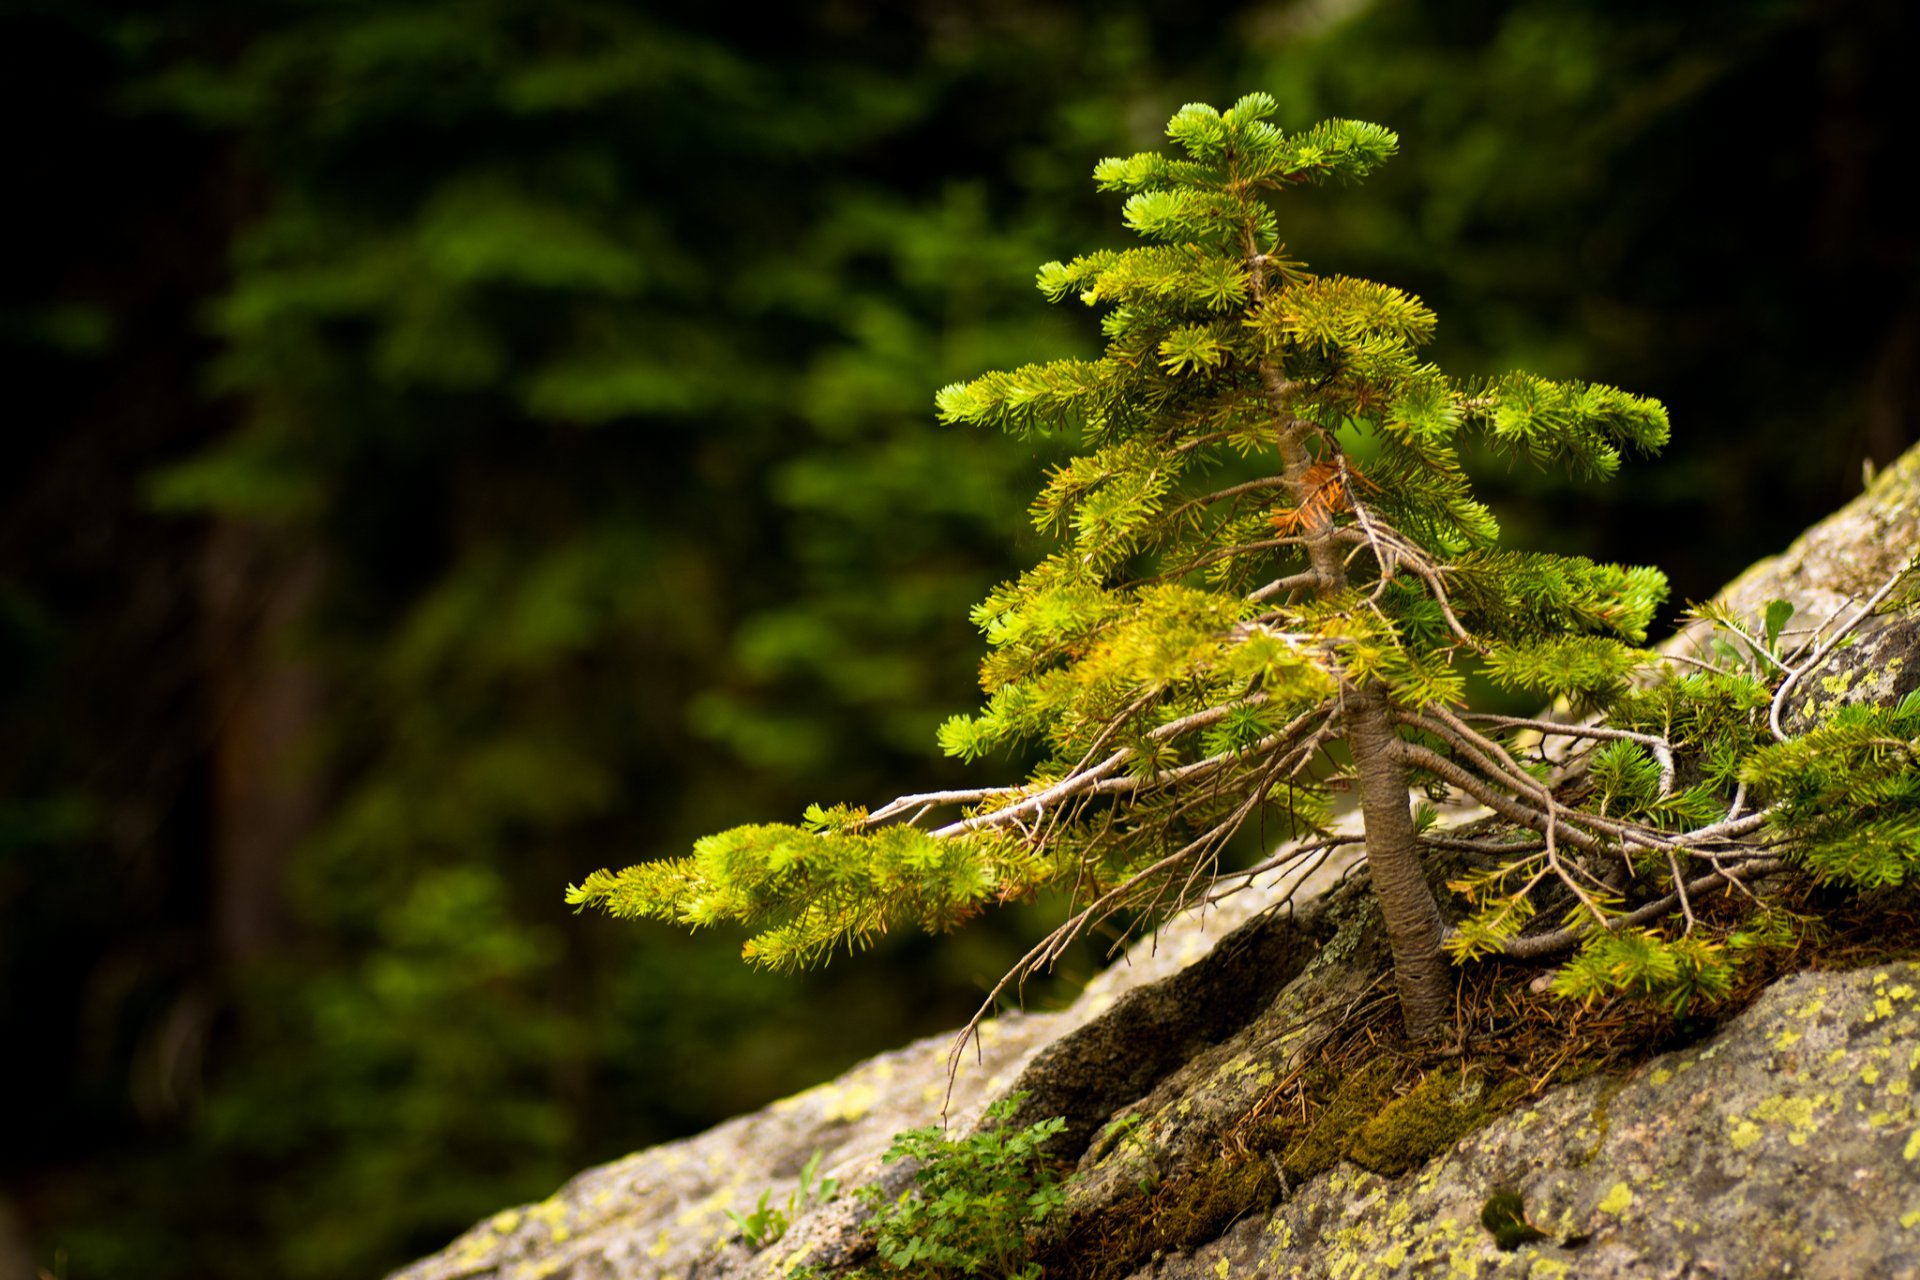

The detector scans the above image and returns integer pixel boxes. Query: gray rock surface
[386,854,1349,1280]
[392,442,1920,1280]
[1137,962,1920,1280]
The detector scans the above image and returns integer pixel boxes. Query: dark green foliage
[856,1095,1068,1280]
[6,5,1162,1276]
[1245,0,1920,601]
[1480,1189,1548,1250]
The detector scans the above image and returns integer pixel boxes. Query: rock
[385,855,1350,1280]
[1666,440,1920,674]
[391,441,1920,1280]
[1124,963,1920,1280]
[1779,609,1920,735]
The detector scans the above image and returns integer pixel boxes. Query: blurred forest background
[2,0,1914,1275]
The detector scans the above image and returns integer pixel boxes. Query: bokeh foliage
[1,1,1913,1277]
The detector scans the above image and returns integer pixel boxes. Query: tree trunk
[1265,383,1454,1041]
[1343,683,1453,1040]
[200,520,326,967]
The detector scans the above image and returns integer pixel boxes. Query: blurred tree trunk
[199,522,325,966]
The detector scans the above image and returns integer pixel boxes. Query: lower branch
[1499,858,1788,959]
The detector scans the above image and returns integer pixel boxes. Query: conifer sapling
[570,95,1920,1042]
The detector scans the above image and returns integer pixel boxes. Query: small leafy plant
[855,1095,1067,1279]
[727,1149,840,1250]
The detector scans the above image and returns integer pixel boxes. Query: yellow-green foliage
[580,93,1879,1035]
[1741,691,1920,889]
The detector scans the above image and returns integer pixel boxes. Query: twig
[1456,712,1675,796]
[1246,570,1327,604]
[1769,562,1910,741]
[1498,859,1787,959]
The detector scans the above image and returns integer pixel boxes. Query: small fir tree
[570,95,1920,1041]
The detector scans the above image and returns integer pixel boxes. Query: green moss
[1039,1152,1283,1280]
[1347,1066,1529,1176]
[1257,1059,1403,1181]
[1156,1159,1280,1250]
[1240,1059,1537,1183]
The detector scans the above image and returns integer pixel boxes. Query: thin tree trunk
[1243,219,1455,1040]
[1342,682,1453,1039]
[1264,375,1453,1041]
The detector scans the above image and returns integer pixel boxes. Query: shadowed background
[2,0,1913,1275]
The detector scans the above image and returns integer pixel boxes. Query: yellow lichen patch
[1749,1094,1820,1146]
[491,1208,523,1233]
[825,1082,880,1122]
[649,1228,672,1259]
[1904,1128,1920,1161]
[1902,1209,1920,1230]
[1529,1260,1571,1279]
[1596,1182,1633,1215]
[675,1185,733,1228]
[526,1197,572,1244]
[1890,984,1917,1000]
[450,1230,499,1270]
[1729,1119,1762,1150]
[1648,1067,1672,1086]
[1212,1255,1231,1279]
[1864,1066,1883,1085]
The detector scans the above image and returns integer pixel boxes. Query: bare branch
[1499,859,1788,960]
[1456,712,1675,796]
[1769,561,1911,741]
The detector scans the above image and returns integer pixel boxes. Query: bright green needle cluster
[1743,691,1920,889]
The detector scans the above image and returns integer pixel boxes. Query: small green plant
[1479,1188,1549,1250]
[727,1150,840,1250]
[856,1095,1068,1279]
